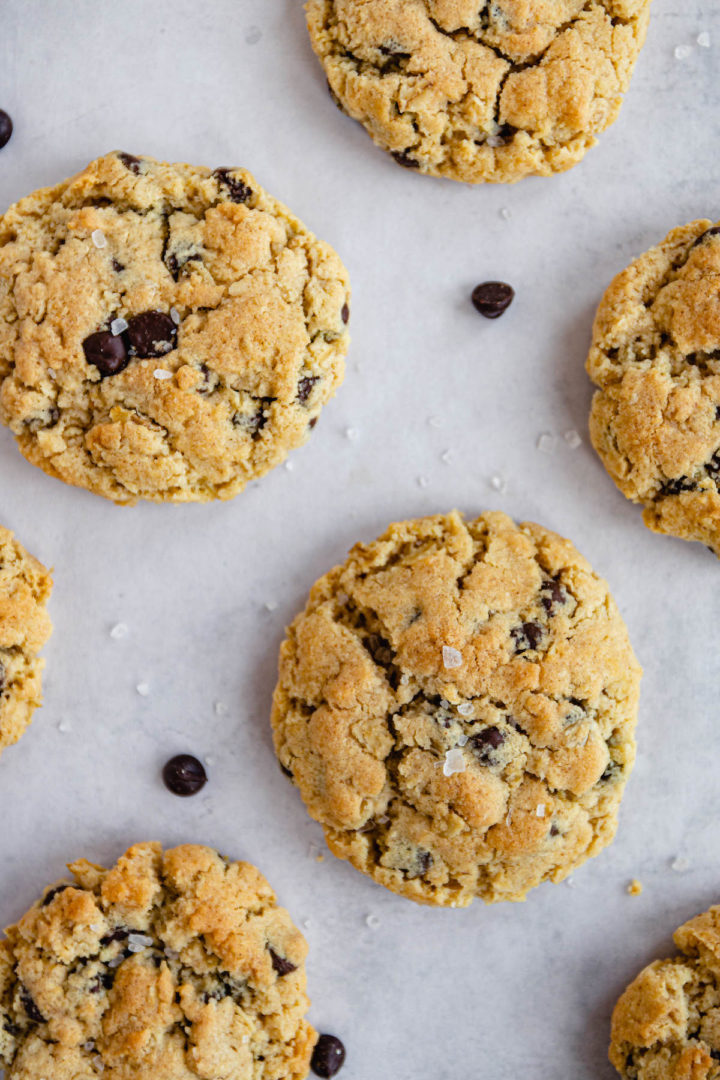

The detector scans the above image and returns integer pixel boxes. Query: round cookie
[588,220,720,556]
[0,842,316,1079]
[305,0,651,184]
[0,526,52,757]
[0,153,350,504]
[610,904,720,1079]
[271,510,641,906]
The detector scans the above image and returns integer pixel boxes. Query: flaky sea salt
[108,955,124,968]
[674,44,692,60]
[440,449,453,465]
[110,317,128,336]
[110,622,128,640]
[671,856,690,873]
[285,461,294,471]
[499,207,511,220]
[442,645,462,669]
[170,306,181,325]
[489,474,507,493]
[214,701,228,716]
[537,432,556,454]
[535,803,546,818]
[345,427,359,441]
[417,475,430,488]
[153,369,173,380]
[457,702,473,717]
[47,367,57,380]
[564,429,582,449]
[366,914,381,929]
[57,720,71,733]
[136,682,150,696]
[164,947,180,960]
[443,748,466,776]
[91,229,107,248]
[265,600,278,612]
[698,31,711,47]
[456,734,468,747]
[127,933,154,953]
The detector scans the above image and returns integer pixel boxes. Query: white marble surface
[1,2,719,1077]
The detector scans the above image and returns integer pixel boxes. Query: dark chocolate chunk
[117,152,141,174]
[21,991,45,1024]
[550,824,560,837]
[471,281,515,319]
[470,727,506,763]
[162,754,207,797]
[311,1034,347,1078]
[41,884,69,907]
[600,761,621,783]
[280,762,294,780]
[511,621,543,653]
[309,417,318,430]
[82,330,129,377]
[541,578,568,615]
[0,110,13,150]
[91,971,116,993]
[268,948,297,976]
[213,168,252,204]
[341,302,350,325]
[297,376,319,404]
[126,311,177,358]
[391,149,420,169]
[111,259,125,273]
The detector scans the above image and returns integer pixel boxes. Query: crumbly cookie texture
[271,510,641,907]
[305,0,651,184]
[0,152,350,504]
[0,527,52,758]
[587,220,720,556]
[610,905,720,1079]
[0,843,316,1080]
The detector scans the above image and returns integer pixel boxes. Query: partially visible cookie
[305,0,651,184]
[0,152,350,504]
[0,527,52,757]
[0,842,316,1079]
[610,905,720,1079]
[271,510,641,907]
[587,220,720,556]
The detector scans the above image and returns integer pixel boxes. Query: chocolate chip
[311,1034,347,1078]
[82,330,129,377]
[412,850,432,877]
[0,110,13,150]
[280,762,294,780]
[3,1020,20,1037]
[707,451,720,481]
[659,475,696,496]
[0,660,5,694]
[711,1050,720,1062]
[21,992,45,1024]
[541,579,568,615]
[507,717,527,735]
[511,622,543,653]
[117,152,141,174]
[91,972,116,993]
[364,634,394,667]
[692,226,720,248]
[391,149,420,169]
[41,884,69,907]
[297,376,319,404]
[471,281,515,319]
[100,928,129,947]
[341,303,350,324]
[309,417,318,430]
[550,824,560,837]
[232,408,267,437]
[111,259,125,273]
[213,168,253,204]
[470,727,505,763]
[126,311,177,358]
[166,251,201,280]
[162,754,207,797]
[600,762,621,783]
[25,405,59,432]
[268,948,296,976]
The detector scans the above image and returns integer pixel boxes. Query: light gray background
[1,3,719,1077]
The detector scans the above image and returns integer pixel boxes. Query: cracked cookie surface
[0,527,52,758]
[305,0,651,184]
[587,220,720,556]
[610,905,720,1079]
[271,510,641,906]
[0,153,350,504]
[0,842,316,1080]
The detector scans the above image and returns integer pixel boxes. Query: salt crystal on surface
[564,429,582,449]
[457,703,473,717]
[153,369,173,380]
[499,207,511,220]
[164,947,180,960]
[366,914,381,929]
[110,318,128,336]
[698,31,711,47]
[110,622,128,640]
[265,600,278,612]
[489,474,507,493]
[443,748,466,776]
[442,645,462,669]
[57,721,71,733]
[456,734,468,747]
[170,307,181,325]
[127,933,154,953]
[671,856,690,873]
[486,135,504,148]
[537,432,556,454]
[285,461,294,471]
[47,367,57,380]
[91,229,107,248]
[674,44,692,60]
[345,427,359,440]
[136,682,150,696]
[535,803,546,818]
[214,701,228,716]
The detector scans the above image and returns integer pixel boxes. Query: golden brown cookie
[610,905,720,1079]
[0,526,52,758]
[0,842,316,1079]
[0,153,350,504]
[306,0,651,184]
[587,220,720,556]
[271,510,641,906]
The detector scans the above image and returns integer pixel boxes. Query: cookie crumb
[315,853,325,863]
[564,429,582,449]
[670,856,690,873]
[110,318,128,336]
[136,682,150,696]
[537,432,556,454]
[697,31,711,47]
[674,44,692,60]
[627,878,643,896]
[91,229,107,249]
[109,622,128,640]
[442,645,462,669]
[443,748,466,776]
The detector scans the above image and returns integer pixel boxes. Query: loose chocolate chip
[392,149,420,169]
[541,578,568,615]
[268,948,297,976]
[311,1034,347,1078]
[511,622,543,653]
[41,884,69,907]
[659,475,696,496]
[213,168,253,204]
[22,992,45,1024]
[471,281,515,319]
[117,152,141,174]
[0,110,13,149]
[309,417,318,430]
[341,302,350,325]
[126,311,177,358]
[162,754,207,797]
[470,727,505,763]
[297,376,319,404]
[82,330,129,377]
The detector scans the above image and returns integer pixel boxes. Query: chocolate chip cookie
[271,510,641,906]
[0,526,52,758]
[0,152,350,503]
[588,220,720,556]
[306,0,651,184]
[610,904,720,1079]
[0,843,316,1079]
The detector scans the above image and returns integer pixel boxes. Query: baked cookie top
[0,526,52,758]
[587,220,720,556]
[0,153,350,504]
[610,905,720,1079]
[305,0,651,184]
[271,510,641,906]
[0,843,316,1080]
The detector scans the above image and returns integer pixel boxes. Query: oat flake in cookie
[271,511,641,906]
[0,527,52,758]
[0,843,317,1079]
[0,152,350,503]
[610,904,720,1079]
[588,220,720,556]
[305,0,651,185]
